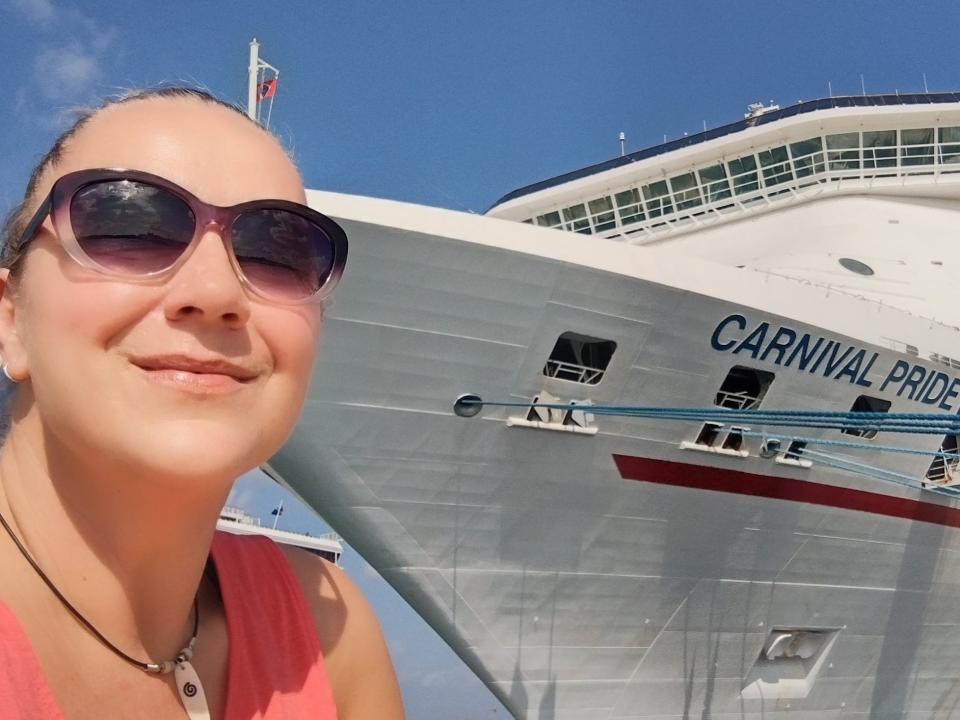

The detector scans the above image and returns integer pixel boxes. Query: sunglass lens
[231,209,335,300]
[70,180,195,275]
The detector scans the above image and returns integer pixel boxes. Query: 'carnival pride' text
[710,313,960,411]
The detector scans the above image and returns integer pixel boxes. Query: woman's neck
[0,414,232,664]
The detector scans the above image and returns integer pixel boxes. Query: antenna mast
[247,38,260,120]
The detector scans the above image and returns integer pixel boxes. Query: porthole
[838,257,874,276]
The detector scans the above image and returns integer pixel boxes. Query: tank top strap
[0,601,65,720]
[210,531,338,719]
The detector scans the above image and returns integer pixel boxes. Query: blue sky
[5,1,960,717]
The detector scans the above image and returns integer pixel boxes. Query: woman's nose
[162,230,251,328]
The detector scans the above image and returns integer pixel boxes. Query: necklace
[0,506,211,719]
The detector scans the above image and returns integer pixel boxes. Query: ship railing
[542,359,605,385]
[714,391,759,410]
[529,128,960,241]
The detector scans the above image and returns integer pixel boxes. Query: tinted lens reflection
[70,180,195,274]
[232,209,334,299]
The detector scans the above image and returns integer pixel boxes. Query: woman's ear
[0,269,28,382]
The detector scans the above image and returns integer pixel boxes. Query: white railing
[530,129,960,240]
[714,390,760,410]
[542,359,605,385]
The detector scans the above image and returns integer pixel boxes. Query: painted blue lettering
[760,326,797,365]
[898,365,927,399]
[808,340,837,374]
[880,360,911,392]
[711,314,746,351]
[785,334,825,371]
[921,372,950,405]
[834,348,866,384]
[856,352,878,388]
[939,378,960,411]
[733,322,769,359]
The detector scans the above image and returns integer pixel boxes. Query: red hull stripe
[612,454,960,529]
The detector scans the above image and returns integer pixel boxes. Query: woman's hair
[0,86,261,274]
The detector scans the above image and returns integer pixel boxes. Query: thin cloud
[11,0,55,23]
[34,42,99,102]
[15,0,118,119]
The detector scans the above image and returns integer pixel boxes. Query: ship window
[522,218,534,224]
[698,163,731,201]
[727,154,759,194]
[790,137,824,177]
[715,366,774,409]
[902,128,935,167]
[695,422,723,447]
[826,133,860,172]
[669,172,702,210]
[784,440,807,460]
[863,130,897,169]
[841,395,891,439]
[939,127,960,165]
[588,196,617,232]
[536,211,562,228]
[562,204,592,234]
[926,435,960,485]
[758,145,793,186]
[543,332,617,385]
[642,180,674,218]
[838,257,874,276]
[614,188,645,226]
[722,427,745,451]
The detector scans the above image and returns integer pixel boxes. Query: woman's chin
[117,420,270,488]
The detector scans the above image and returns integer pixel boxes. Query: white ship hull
[265,191,960,718]
[271,96,960,718]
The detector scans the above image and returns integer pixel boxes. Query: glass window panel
[826,133,860,172]
[562,204,591,233]
[790,137,824,178]
[902,128,934,145]
[588,196,616,232]
[940,127,960,143]
[642,180,673,217]
[614,188,645,226]
[862,130,897,169]
[588,196,613,214]
[727,154,759,194]
[826,133,859,149]
[669,172,702,210]
[758,145,793,186]
[698,164,731,202]
[940,127,960,166]
[902,128,934,166]
[536,211,562,228]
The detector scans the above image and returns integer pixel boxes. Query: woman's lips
[130,354,259,395]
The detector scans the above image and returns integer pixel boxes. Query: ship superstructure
[271,93,960,718]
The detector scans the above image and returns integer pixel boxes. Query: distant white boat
[217,505,342,565]
[271,92,960,718]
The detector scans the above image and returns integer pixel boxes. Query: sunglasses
[15,169,348,304]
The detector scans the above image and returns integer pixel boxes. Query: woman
[0,87,404,719]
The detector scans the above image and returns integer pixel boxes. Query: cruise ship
[270,93,960,718]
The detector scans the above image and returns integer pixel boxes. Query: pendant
[174,660,211,720]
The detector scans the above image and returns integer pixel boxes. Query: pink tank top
[0,531,338,719]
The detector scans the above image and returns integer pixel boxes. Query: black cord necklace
[0,505,211,716]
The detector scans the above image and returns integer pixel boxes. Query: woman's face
[2,98,322,485]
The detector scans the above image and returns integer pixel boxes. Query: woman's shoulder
[275,543,405,720]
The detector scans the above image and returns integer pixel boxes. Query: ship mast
[246,38,280,128]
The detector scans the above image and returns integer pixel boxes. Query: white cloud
[34,43,99,102]
[11,0,55,23]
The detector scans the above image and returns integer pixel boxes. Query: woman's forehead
[50,98,306,206]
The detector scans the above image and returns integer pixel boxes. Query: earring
[2,363,17,383]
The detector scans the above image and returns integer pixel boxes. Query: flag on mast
[257,78,278,101]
